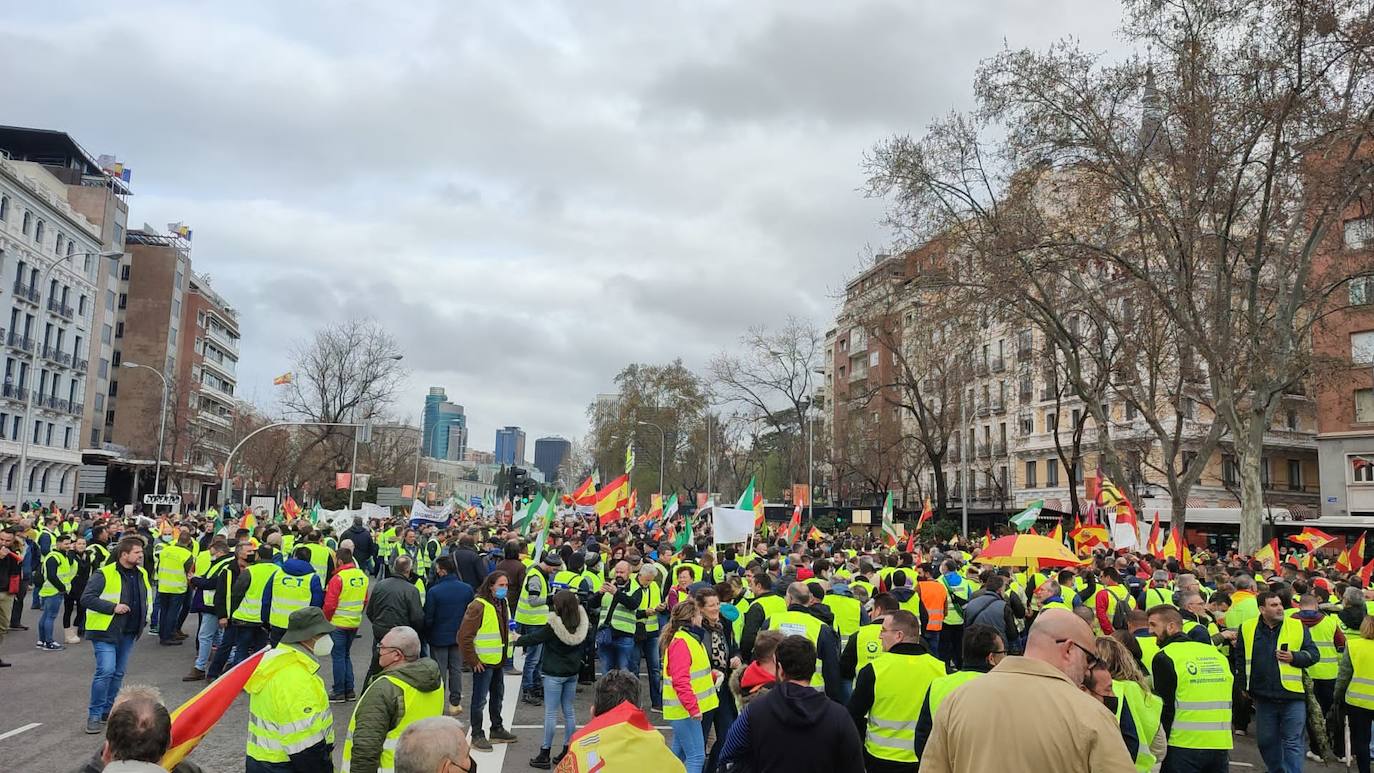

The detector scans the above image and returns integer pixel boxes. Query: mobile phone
[1280,643,1289,652]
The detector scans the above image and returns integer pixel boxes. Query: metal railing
[46,297,73,318]
[2,383,27,401]
[12,281,38,304]
[6,331,34,353]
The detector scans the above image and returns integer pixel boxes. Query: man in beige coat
[920,608,1136,773]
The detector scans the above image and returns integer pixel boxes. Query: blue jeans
[542,674,578,750]
[629,633,663,709]
[207,623,266,678]
[668,716,707,773]
[158,592,184,642]
[330,628,358,695]
[88,634,136,720]
[469,660,506,734]
[149,588,159,629]
[1255,698,1306,773]
[38,593,63,643]
[706,688,738,772]
[519,623,544,693]
[597,630,634,676]
[195,612,222,671]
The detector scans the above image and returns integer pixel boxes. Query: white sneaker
[65,629,80,644]
[1305,751,1322,762]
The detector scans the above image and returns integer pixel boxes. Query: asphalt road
[0,607,1353,772]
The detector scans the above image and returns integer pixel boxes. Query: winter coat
[450,546,488,588]
[728,661,777,710]
[347,658,443,773]
[341,524,375,563]
[513,606,590,677]
[718,681,865,773]
[364,577,424,639]
[422,574,475,648]
[458,593,511,666]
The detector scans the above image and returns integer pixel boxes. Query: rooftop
[0,125,132,195]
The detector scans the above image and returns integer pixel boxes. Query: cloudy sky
[3,1,1121,451]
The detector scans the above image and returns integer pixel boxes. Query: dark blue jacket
[1233,616,1319,702]
[423,573,475,647]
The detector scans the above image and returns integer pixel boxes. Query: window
[1345,216,1374,249]
[21,211,31,235]
[1071,460,1083,484]
[105,290,115,311]
[65,241,74,258]
[1261,457,1271,488]
[63,426,71,450]
[33,220,43,245]
[115,321,123,339]
[1356,389,1374,423]
[120,264,130,281]
[54,234,62,255]
[44,423,53,446]
[1182,451,1197,472]
[1354,457,1374,483]
[93,393,103,412]
[111,350,121,367]
[98,358,108,378]
[1125,402,1138,421]
[0,195,7,221]
[108,381,118,397]
[1353,277,1373,306]
[1287,459,1303,490]
[1046,459,1060,487]
[1181,397,1195,419]
[1354,330,1374,363]
[39,469,47,492]
[79,296,87,316]
[101,324,112,344]
[1047,411,1058,431]
[1019,414,1034,435]
[1071,408,1082,427]
[59,470,66,493]
[1025,460,1038,487]
[104,409,115,425]
[10,416,18,441]
[868,350,879,368]
[1286,410,1298,431]
[117,293,126,310]
[31,420,39,443]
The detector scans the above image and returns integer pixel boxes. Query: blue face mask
[494,587,508,600]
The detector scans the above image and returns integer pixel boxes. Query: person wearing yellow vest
[37,532,76,649]
[1033,578,1074,616]
[763,582,843,702]
[1093,568,1135,635]
[458,571,518,751]
[227,545,282,670]
[1336,614,1374,773]
[205,541,252,680]
[341,625,444,773]
[913,623,1006,759]
[596,560,643,675]
[629,565,666,713]
[1294,591,1345,762]
[79,536,151,734]
[185,537,234,682]
[847,609,947,772]
[268,546,326,646]
[823,581,865,649]
[1234,592,1318,773]
[324,546,370,702]
[1146,604,1233,773]
[739,572,786,661]
[1094,635,1165,773]
[243,606,336,772]
[843,593,900,684]
[154,532,195,646]
[516,552,560,706]
[936,559,973,668]
[660,599,717,773]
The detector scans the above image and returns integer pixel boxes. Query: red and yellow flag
[1146,513,1163,558]
[567,475,597,507]
[594,474,630,525]
[161,647,268,768]
[784,504,802,544]
[1049,521,1064,545]
[1352,532,1368,569]
[1162,526,1193,569]
[808,526,824,542]
[282,496,301,522]
[1361,556,1374,587]
[555,699,684,772]
[1254,538,1280,568]
[753,492,765,529]
[1289,527,1337,552]
[917,498,934,531]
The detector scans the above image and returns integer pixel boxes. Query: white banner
[361,502,391,521]
[410,499,453,525]
[352,473,371,491]
[712,506,755,545]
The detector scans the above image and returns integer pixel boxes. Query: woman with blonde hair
[659,599,716,773]
[1336,613,1374,773]
[1097,635,1166,772]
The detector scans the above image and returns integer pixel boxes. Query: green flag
[673,512,693,551]
[518,492,543,536]
[880,492,899,546]
[1011,500,1044,531]
[663,493,679,521]
[735,477,755,510]
[308,502,320,525]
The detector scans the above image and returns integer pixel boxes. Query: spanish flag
[594,474,629,525]
[567,475,597,507]
[554,699,683,772]
[161,647,268,768]
[272,372,294,386]
[1254,537,1280,569]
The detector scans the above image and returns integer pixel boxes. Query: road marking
[469,666,522,769]
[0,722,41,741]
[1228,763,1255,768]
[510,723,672,731]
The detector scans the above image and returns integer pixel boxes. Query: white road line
[0,722,41,741]
[509,723,672,731]
[470,665,522,769]
[1227,763,1255,769]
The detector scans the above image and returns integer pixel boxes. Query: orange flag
[161,647,268,768]
[1146,513,1163,558]
[1361,556,1374,587]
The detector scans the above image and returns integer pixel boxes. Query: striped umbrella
[976,534,1086,568]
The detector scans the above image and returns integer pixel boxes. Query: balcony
[41,344,71,367]
[6,331,34,354]
[40,396,69,413]
[198,409,232,428]
[991,398,1006,415]
[991,356,1006,373]
[1,383,25,402]
[73,356,88,372]
[201,351,237,380]
[1018,387,1033,402]
[1040,385,1056,401]
[976,404,991,418]
[12,281,38,305]
[46,297,74,319]
[205,324,239,352]
[1016,347,1032,363]
[975,360,990,377]
[994,439,1007,456]
[977,441,991,459]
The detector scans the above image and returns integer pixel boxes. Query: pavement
[0,606,1357,772]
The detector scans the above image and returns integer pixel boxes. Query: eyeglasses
[1055,638,1103,670]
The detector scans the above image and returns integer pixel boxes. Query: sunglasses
[1056,638,1104,670]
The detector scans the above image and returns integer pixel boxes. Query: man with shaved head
[919,609,1136,772]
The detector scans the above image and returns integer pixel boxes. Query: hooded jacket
[729,661,777,709]
[341,523,375,563]
[274,557,325,613]
[718,681,865,773]
[512,606,590,677]
[345,658,443,773]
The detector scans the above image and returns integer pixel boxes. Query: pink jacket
[666,637,702,716]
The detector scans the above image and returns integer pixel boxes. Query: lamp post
[636,420,666,496]
[220,420,365,511]
[120,361,169,499]
[14,250,123,510]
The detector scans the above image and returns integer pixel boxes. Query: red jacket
[323,562,366,623]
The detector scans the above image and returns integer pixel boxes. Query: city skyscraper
[495,425,526,466]
[422,387,467,460]
[533,436,571,484]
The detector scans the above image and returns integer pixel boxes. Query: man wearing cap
[515,552,560,705]
[243,607,336,773]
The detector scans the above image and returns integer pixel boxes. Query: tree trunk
[1169,496,1187,539]
[1234,418,1268,555]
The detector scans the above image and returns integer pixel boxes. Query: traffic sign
[77,465,108,495]
[143,494,182,506]
[376,487,407,507]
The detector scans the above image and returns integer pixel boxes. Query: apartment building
[0,135,110,508]
[176,273,240,508]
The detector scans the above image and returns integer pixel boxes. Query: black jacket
[1233,616,1319,702]
[341,524,375,563]
[80,563,149,642]
[719,682,865,773]
[513,608,590,676]
[764,603,843,703]
[451,546,488,588]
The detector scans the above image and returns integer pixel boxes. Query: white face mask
[312,635,334,657]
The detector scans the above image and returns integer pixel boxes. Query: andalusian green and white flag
[663,493,679,521]
[625,444,636,475]
[735,477,755,510]
[1011,500,1044,531]
[880,492,900,547]
[517,492,544,536]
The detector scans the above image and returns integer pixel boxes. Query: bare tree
[585,360,707,499]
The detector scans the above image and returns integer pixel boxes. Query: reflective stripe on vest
[600,592,638,635]
[342,673,444,773]
[245,648,334,762]
[269,572,315,629]
[1160,641,1233,750]
[203,555,234,607]
[333,568,370,629]
[156,544,192,593]
[85,563,151,632]
[864,651,945,763]
[39,552,75,597]
[770,610,826,690]
[1348,639,1374,710]
[1307,614,1340,680]
[232,563,280,624]
[515,570,549,625]
[473,598,510,665]
[661,631,719,720]
[1241,616,1305,694]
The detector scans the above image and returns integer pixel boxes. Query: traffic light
[509,467,529,502]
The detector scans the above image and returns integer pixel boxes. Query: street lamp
[14,250,123,510]
[220,420,365,511]
[636,420,666,495]
[120,361,169,499]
